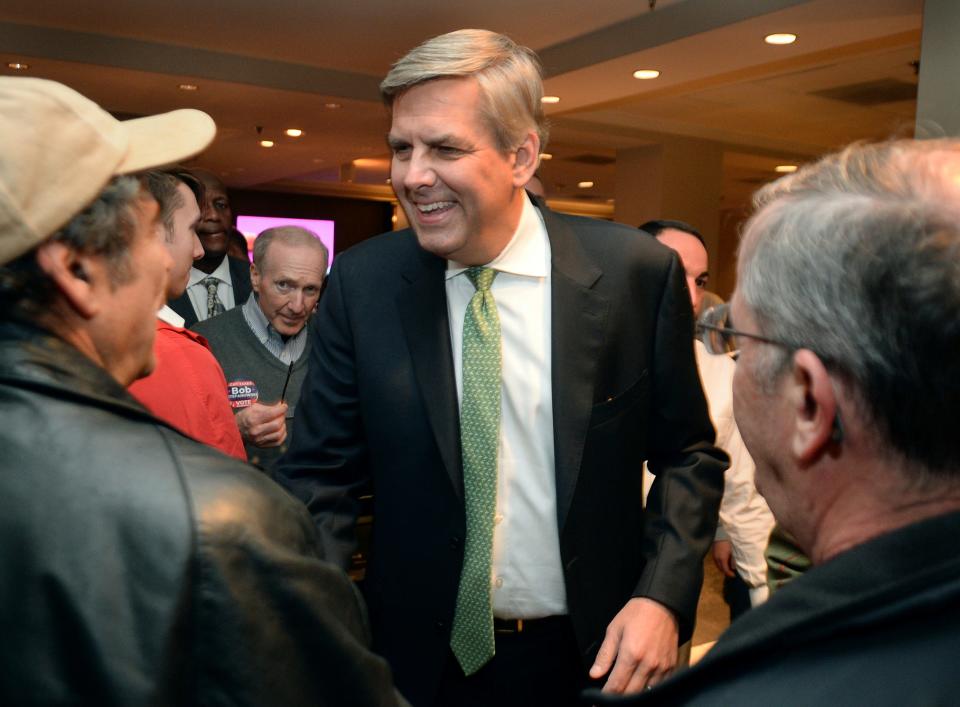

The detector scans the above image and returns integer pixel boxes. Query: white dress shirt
[445,196,567,619]
[185,256,236,322]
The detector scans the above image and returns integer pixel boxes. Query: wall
[230,189,394,255]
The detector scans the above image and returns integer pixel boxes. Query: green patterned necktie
[450,266,501,675]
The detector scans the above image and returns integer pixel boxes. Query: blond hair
[380,29,548,153]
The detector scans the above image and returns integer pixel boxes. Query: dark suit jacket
[167,256,253,327]
[279,198,726,706]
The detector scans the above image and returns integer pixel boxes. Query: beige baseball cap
[0,77,217,265]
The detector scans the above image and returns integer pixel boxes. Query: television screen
[235,215,335,270]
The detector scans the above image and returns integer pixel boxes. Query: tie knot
[466,267,496,292]
[199,276,219,292]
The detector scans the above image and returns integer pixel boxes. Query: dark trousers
[434,616,589,707]
[722,572,752,622]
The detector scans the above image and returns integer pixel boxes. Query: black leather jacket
[0,320,405,706]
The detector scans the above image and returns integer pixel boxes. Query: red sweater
[130,319,247,461]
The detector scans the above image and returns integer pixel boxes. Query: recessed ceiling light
[632,69,661,80]
[775,164,798,173]
[324,102,341,109]
[578,181,594,189]
[764,33,797,45]
[178,83,198,91]
[259,140,275,148]
[540,153,553,160]
[541,96,561,104]
[285,128,304,137]
[7,62,29,71]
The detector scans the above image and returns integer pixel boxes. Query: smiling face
[251,240,327,337]
[194,170,233,263]
[388,77,537,265]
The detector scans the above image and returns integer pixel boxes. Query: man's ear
[511,131,541,187]
[788,348,839,465]
[35,242,99,319]
[250,261,261,294]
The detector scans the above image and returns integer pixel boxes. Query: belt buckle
[495,618,524,634]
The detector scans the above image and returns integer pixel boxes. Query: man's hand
[589,597,679,694]
[712,539,736,578]
[236,401,288,447]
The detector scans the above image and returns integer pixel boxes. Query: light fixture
[285,128,304,137]
[324,102,341,109]
[540,153,553,160]
[578,181,594,189]
[541,96,561,104]
[764,33,797,45]
[775,164,798,173]
[632,69,660,80]
[259,140,275,148]
[385,178,392,184]
[7,62,29,71]
[178,83,198,91]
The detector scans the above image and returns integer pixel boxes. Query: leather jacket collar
[0,319,157,422]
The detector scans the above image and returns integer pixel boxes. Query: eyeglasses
[697,303,796,356]
[697,303,844,444]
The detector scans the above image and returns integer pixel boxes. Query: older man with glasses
[599,138,960,706]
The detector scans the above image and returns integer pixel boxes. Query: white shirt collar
[187,255,232,287]
[156,304,185,327]
[445,195,548,280]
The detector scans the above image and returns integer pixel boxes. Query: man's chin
[198,232,228,255]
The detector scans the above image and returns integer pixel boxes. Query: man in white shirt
[279,29,725,707]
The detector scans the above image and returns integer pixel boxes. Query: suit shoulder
[554,213,675,266]
[333,228,422,275]
[190,306,244,338]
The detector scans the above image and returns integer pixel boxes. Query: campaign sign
[228,380,259,409]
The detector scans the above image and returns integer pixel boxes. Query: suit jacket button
[450,535,461,549]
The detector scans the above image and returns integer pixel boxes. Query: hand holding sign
[236,401,289,448]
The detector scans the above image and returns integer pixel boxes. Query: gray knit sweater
[192,306,311,470]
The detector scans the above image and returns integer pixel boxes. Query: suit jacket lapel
[167,292,198,328]
[396,248,464,499]
[540,203,608,529]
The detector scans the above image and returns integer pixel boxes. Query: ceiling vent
[811,79,917,106]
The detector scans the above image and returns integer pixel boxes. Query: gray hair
[252,226,329,272]
[0,175,144,320]
[380,29,548,154]
[737,139,960,473]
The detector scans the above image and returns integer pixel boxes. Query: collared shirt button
[494,577,504,588]
[494,514,503,525]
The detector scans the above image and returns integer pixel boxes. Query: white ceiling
[0,0,924,207]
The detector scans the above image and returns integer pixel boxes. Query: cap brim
[115,108,216,175]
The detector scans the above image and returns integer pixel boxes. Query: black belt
[493,615,568,635]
